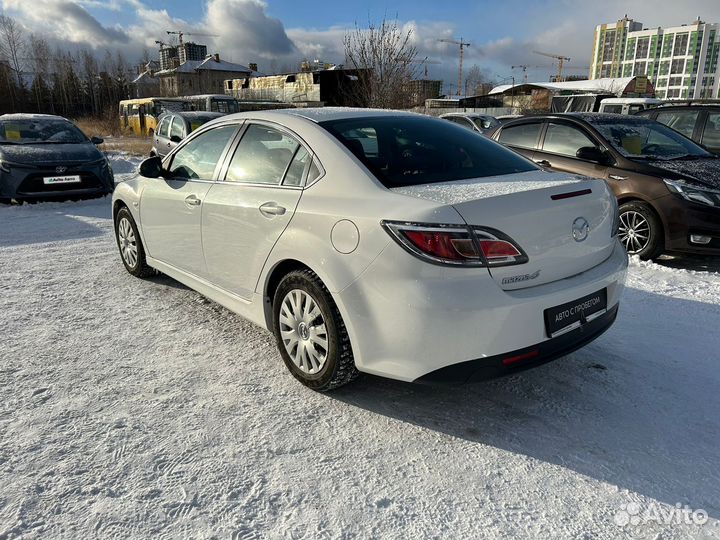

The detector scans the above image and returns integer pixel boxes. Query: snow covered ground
[1,153,719,539]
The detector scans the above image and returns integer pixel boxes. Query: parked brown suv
[490,113,720,259]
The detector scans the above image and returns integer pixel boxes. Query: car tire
[115,206,155,278]
[618,201,663,260]
[272,269,359,391]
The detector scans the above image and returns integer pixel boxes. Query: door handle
[185,194,202,207]
[259,202,286,217]
[535,159,551,167]
[608,174,628,181]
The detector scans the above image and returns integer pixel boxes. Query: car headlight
[663,179,720,207]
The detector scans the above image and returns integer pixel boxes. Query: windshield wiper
[668,154,712,161]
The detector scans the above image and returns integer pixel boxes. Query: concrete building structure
[590,16,720,99]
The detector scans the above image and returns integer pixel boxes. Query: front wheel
[272,270,359,391]
[618,201,663,260]
[115,207,155,277]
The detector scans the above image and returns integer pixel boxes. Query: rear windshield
[320,115,537,188]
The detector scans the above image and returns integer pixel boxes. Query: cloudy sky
[1,0,718,89]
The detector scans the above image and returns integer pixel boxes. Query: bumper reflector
[502,349,540,366]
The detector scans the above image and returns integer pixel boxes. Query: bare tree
[28,35,52,112]
[343,17,419,108]
[463,64,495,96]
[0,14,26,88]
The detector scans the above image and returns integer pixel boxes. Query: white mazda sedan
[113,108,628,391]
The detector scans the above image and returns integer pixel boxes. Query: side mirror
[170,135,182,143]
[91,136,104,145]
[576,146,610,164]
[139,156,165,179]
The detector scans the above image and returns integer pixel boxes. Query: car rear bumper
[417,303,618,383]
[656,194,720,254]
[334,239,628,382]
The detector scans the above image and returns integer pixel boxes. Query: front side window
[542,123,597,157]
[587,117,712,159]
[321,115,537,188]
[225,124,300,185]
[655,110,699,139]
[167,125,237,180]
[497,122,542,150]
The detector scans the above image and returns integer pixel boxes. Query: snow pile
[0,199,719,539]
[106,152,143,183]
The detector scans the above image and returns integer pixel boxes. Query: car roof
[161,111,225,119]
[0,113,68,121]
[501,112,655,124]
[218,107,425,124]
[441,112,495,119]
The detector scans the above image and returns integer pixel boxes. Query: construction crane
[438,37,471,95]
[166,30,220,46]
[511,64,543,85]
[533,50,571,82]
[410,57,441,79]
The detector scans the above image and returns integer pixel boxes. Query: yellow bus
[119,97,188,137]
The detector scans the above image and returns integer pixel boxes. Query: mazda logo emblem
[572,217,590,242]
[55,166,68,174]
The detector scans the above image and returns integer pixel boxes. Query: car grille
[16,171,104,195]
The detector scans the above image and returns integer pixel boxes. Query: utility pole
[439,37,471,96]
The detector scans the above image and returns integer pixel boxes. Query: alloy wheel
[117,217,138,268]
[279,289,329,374]
[618,210,651,254]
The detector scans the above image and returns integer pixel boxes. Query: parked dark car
[439,113,500,134]
[151,111,224,157]
[490,113,720,259]
[634,104,720,154]
[0,114,114,203]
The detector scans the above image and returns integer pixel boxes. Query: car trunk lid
[392,171,617,290]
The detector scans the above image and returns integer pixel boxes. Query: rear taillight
[382,221,528,267]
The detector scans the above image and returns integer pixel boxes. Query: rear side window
[497,122,542,150]
[447,116,475,130]
[542,123,597,157]
[225,124,300,185]
[655,110,699,139]
[284,146,312,187]
[702,112,720,153]
[320,116,536,188]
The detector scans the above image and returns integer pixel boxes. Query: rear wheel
[115,207,155,277]
[272,270,359,391]
[618,201,663,260]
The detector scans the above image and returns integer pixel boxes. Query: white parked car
[113,108,628,391]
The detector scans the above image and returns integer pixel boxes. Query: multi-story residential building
[590,16,720,99]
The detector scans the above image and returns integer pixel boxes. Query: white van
[598,97,664,115]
